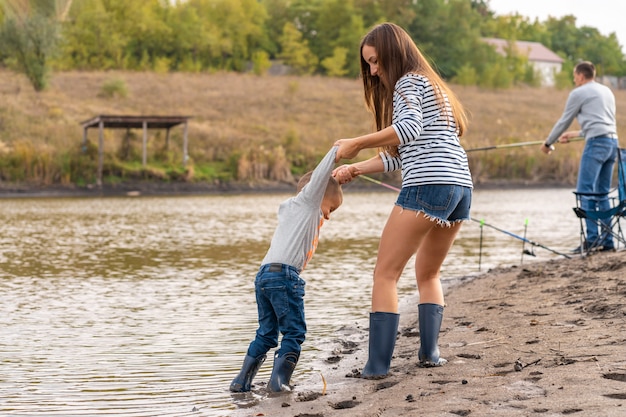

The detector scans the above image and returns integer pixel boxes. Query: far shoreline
[0,179,577,199]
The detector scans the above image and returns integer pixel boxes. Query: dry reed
[2,69,626,186]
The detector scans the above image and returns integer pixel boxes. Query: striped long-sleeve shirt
[380,73,473,189]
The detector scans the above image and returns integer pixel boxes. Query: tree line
[1,0,625,91]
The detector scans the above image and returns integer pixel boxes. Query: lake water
[0,188,582,416]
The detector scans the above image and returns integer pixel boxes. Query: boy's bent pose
[230,146,342,393]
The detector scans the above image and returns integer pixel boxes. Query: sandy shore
[231,251,626,417]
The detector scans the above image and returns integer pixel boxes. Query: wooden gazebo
[80,115,191,186]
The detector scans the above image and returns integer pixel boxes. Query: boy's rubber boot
[418,303,447,367]
[361,312,400,378]
[267,352,299,392]
[229,354,266,392]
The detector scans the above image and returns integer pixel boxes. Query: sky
[488,0,626,52]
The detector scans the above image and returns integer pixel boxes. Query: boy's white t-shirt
[260,146,337,272]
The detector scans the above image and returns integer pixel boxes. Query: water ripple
[0,190,580,415]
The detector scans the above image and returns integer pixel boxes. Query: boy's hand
[332,164,360,184]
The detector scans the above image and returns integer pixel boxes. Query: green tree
[0,0,73,90]
[263,0,365,76]
[543,15,584,63]
[481,13,545,43]
[259,0,291,57]
[112,0,171,70]
[59,0,131,69]
[352,0,416,29]
[540,16,624,76]
[200,0,268,71]
[321,46,348,76]
[0,13,58,90]
[60,0,268,72]
[309,0,354,62]
[331,11,365,77]
[161,1,211,71]
[408,0,485,79]
[574,27,623,76]
[61,0,177,71]
[278,22,318,74]
[311,0,365,76]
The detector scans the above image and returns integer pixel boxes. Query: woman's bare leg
[414,222,463,305]
[371,206,437,312]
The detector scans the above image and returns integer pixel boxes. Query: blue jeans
[577,137,618,247]
[246,263,306,359]
[395,184,472,225]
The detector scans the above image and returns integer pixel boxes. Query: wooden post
[165,127,170,151]
[82,126,88,152]
[183,120,189,166]
[142,120,148,167]
[97,120,104,187]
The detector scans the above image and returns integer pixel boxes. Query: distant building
[596,75,620,89]
[482,37,564,87]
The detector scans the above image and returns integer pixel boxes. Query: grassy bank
[1,69,626,189]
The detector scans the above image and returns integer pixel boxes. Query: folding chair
[572,147,626,256]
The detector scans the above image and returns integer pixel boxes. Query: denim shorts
[395,184,472,226]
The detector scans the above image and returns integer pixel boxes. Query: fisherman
[541,61,618,253]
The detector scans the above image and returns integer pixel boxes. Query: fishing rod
[466,136,584,153]
[358,174,571,259]
[469,218,571,259]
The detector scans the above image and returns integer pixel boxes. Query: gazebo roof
[80,114,192,187]
[81,115,191,130]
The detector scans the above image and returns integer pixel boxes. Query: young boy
[230,146,343,393]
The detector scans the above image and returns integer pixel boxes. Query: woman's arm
[334,126,400,161]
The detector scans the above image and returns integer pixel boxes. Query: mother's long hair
[360,22,468,156]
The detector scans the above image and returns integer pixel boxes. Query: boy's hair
[297,171,343,201]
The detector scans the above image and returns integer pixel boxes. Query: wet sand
[232,251,626,417]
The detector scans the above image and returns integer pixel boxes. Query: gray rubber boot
[361,312,400,378]
[418,303,447,367]
[267,352,299,392]
[229,354,266,392]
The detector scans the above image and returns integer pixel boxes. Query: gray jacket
[546,81,617,145]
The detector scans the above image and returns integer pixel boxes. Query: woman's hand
[332,164,361,184]
[334,138,361,162]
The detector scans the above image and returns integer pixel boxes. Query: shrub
[321,47,348,77]
[453,64,478,86]
[98,78,128,98]
[252,50,271,76]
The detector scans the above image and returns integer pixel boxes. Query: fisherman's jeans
[246,263,306,359]
[577,137,618,247]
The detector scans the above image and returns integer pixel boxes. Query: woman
[333,22,473,377]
